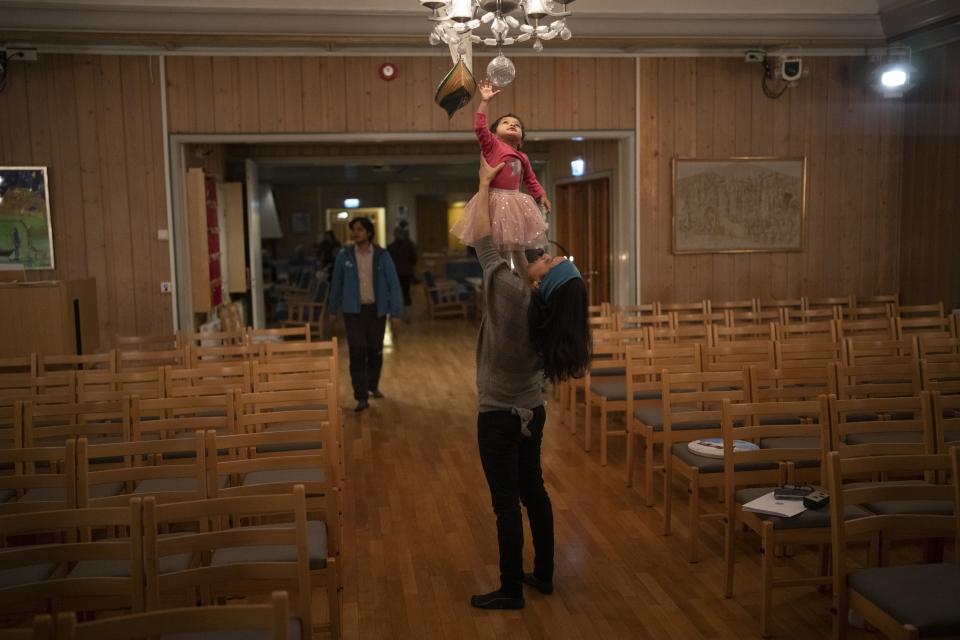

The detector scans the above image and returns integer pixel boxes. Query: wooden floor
[332,314,874,640]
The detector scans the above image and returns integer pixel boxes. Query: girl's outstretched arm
[475,79,500,157]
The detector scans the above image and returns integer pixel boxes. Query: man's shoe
[522,573,554,595]
[470,590,524,610]
[369,389,384,399]
[354,400,369,412]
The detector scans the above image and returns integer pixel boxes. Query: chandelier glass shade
[419,0,574,53]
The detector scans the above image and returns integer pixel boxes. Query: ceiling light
[570,157,585,177]
[872,48,916,98]
[343,198,360,208]
[337,211,349,220]
[881,68,907,88]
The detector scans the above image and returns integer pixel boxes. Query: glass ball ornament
[487,53,516,87]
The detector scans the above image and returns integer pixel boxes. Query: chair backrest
[251,357,336,393]
[38,352,117,375]
[163,363,251,398]
[828,393,935,456]
[0,614,54,640]
[0,371,76,405]
[56,591,289,640]
[749,364,834,403]
[248,324,311,344]
[116,347,186,372]
[806,295,854,312]
[617,311,673,331]
[921,359,960,395]
[659,369,749,446]
[23,399,130,448]
[843,337,917,367]
[713,321,776,342]
[831,361,922,399]
[702,341,775,373]
[918,336,960,363]
[76,368,164,402]
[0,354,38,376]
[658,300,707,315]
[142,486,312,632]
[932,392,960,454]
[0,498,143,614]
[722,397,829,493]
[0,439,77,515]
[775,319,838,342]
[783,306,840,324]
[182,330,246,347]
[188,343,262,368]
[263,338,338,363]
[113,333,181,352]
[848,302,894,321]
[708,298,757,313]
[131,392,235,441]
[77,433,207,507]
[828,449,959,613]
[774,338,843,370]
[837,317,896,341]
[895,311,952,339]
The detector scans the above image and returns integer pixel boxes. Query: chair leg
[600,403,608,466]
[625,429,635,488]
[688,470,700,563]
[723,512,735,598]
[662,458,673,536]
[761,528,774,639]
[327,557,342,639]
[833,583,849,640]
[569,384,578,436]
[644,438,656,507]
[584,395,593,452]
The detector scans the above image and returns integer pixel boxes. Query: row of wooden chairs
[569,334,960,466]
[0,335,338,376]
[0,487,339,639]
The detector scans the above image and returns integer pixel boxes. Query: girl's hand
[539,195,552,213]
[478,79,500,102]
[479,155,505,186]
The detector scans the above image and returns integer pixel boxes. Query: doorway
[554,176,611,307]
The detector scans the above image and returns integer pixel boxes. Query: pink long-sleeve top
[475,112,545,201]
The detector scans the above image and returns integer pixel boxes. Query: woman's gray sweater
[474,235,544,413]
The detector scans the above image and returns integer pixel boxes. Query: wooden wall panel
[638,56,906,304]
[0,54,171,348]
[165,56,636,134]
[899,41,960,309]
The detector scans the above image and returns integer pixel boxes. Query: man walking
[328,217,403,412]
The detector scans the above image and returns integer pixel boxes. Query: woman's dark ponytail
[528,279,591,382]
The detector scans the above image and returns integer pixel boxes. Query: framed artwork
[0,166,54,269]
[672,157,806,254]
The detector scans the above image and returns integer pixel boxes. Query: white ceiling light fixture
[420,0,575,86]
[872,47,916,98]
[343,198,360,208]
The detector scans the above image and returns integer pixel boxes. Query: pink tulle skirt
[450,188,548,251]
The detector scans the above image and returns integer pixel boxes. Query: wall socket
[160,282,172,293]
[157,229,169,241]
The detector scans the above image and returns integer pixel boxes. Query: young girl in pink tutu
[451,79,552,251]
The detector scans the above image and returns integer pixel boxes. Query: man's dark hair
[528,278,591,382]
[349,217,375,243]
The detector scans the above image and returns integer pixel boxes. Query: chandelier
[419,0,574,85]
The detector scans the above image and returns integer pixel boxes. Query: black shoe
[470,589,524,610]
[369,389,384,399]
[354,400,369,412]
[522,573,554,595]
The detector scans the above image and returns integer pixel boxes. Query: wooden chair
[0,439,77,515]
[142,487,329,639]
[918,335,960,363]
[660,369,751,562]
[837,317,897,342]
[56,591,291,640]
[0,614,53,640]
[776,319,839,342]
[709,298,758,316]
[784,306,841,324]
[759,297,803,317]
[251,358,336,393]
[263,338,338,363]
[181,330,246,348]
[828,449,960,640]
[114,333,181,352]
[848,302,895,322]
[0,355,38,376]
[702,340,775,374]
[920,359,960,396]
[76,368,164,402]
[713,321,776,342]
[422,271,470,320]
[76,434,208,507]
[806,295,854,316]
[775,338,844,372]
[616,311,672,331]
[0,499,144,620]
[933,392,960,452]
[658,300,708,316]
[187,343,262,368]
[721,397,832,637]
[0,372,76,406]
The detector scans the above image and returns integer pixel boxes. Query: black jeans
[343,304,387,401]
[398,275,414,307]
[477,405,554,596]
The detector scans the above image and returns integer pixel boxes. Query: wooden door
[416,196,450,254]
[554,177,610,306]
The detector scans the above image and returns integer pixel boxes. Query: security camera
[781,57,803,82]
[744,50,766,63]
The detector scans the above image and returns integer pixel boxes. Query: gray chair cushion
[20,482,122,503]
[70,552,191,578]
[133,477,201,495]
[672,443,778,474]
[162,616,302,640]
[242,468,326,487]
[945,429,960,444]
[633,406,712,432]
[846,431,923,445]
[847,480,955,516]
[736,486,871,529]
[0,563,57,588]
[0,488,14,504]
[589,379,660,402]
[759,416,804,426]
[848,563,960,636]
[589,366,625,378]
[210,520,328,570]
[758,436,821,469]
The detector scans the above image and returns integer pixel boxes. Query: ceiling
[257,158,547,186]
[1,0,957,52]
